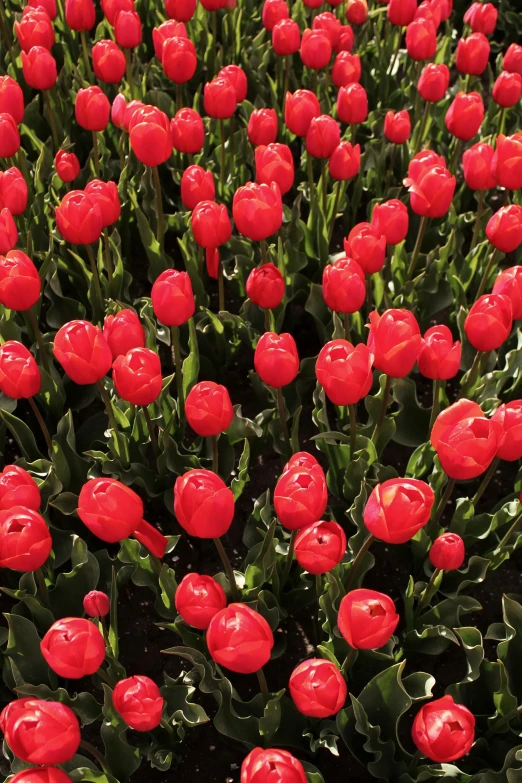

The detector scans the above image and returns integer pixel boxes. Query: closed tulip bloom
[83,590,111,617]
[41,617,106,678]
[85,179,121,227]
[151,269,195,326]
[415,0,442,29]
[101,0,134,24]
[492,71,522,108]
[262,0,288,31]
[493,266,522,319]
[313,12,342,46]
[3,700,81,765]
[303,0,323,8]
[283,452,320,473]
[329,141,361,180]
[285,89,321,137]
[418,62,450,102]
[10,768,73,783]
[372,200,409,246]
[254,331,299,388]
[0,208,17,254]
[21,46,57,91]
[338,588,399,649]
[344,222,386,274]
[465,294,512,352]
[445,91,484,140]
[185,381,233,436]
[290,659,347,718]
[174,469,235,538]
[0,251,40,311]
[0,507,51,571]
[233,181,282,241]
[431,408,502,480]
[407,149,446,180]
[332,51,361,88]
[430,532,465,570]
[336,26,355,53]
[434,0,453,21]
[418,325,461,380]
[487,205,522,253]
[163,36,197,83]
[384,110,411,144]
[112,347,162,406]
[0,698,51,735]
[0,342,40,399]
[200,0,227,10]
[121,99,145,132]
[503,43,522,75]
[272,18,300,55]
[0,113,20,158]
[464,2,497,35]
[103,309,145,359]
[316,340,373,405]
[92,40,126,83]
[114,9,142,47]
[463,142,497,191]
[322,257,365,313]
[247,108,278,146]
[364,478,435,544]
[368,309,421,378]
[56,190,103,245]
[306,115,340,159]
[255,143,294,195]
[492,134,522,191]
[0,75,25,124]
[78,477,139,541]
[152,19,187,61]
[129,105,173,167]
[0,167,25,213]
[175,572,227,629]
[54,150,80,183]
[274,464,327,530]
[53,320,112,384]
[403,165,456,218]
[207,603,274,674]
[406,18,437,61]
[456,32,490,75]
[241,748,307,783]
[204,76,236,119]
[492,401,522,461]
[165,0,196,19]
[191,201,231,248]
[346,0,368,24]
[181,165,215,211]
[430,398,483,442]
[300,28,332,70]
[219,65,248,103]
[412,696,475,762]
[65,0,95,29]
[0,465,40,511]
[388,0,416,26]
[246,263,285,309]
[111,93,127,128]
[336,83,368,124]
[113,676,164,731]
[171,107,204,154]
[75,86,111,132]
[15,8,55,53]
[294,520,346,574]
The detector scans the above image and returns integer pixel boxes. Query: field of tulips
[1,0,522,780]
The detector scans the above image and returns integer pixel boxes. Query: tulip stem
[35,567,51,609]
[343,312,350,342]
[372,374,392,447]
[218,256,225,312]
[388,28,402,75]
[256,667,270,703]
[211,434,219,474]
[328,179,343,243]
[416,567,441,615]
[407,215,428,280]
[86,244,105,321]
[17,149,31,191]
[428,378,442,433]
[26,308,50,374]
[80,30,93,81]
[469,190,484,254]
[430,478,456,534]
[152,166,165,252]
[307,152,315,202]
[125,48,135,100]
[96,381,119,445]
[92,131,101,177]
[28,398,53,455]
[176,83,182,114]
[276,386,292,455]
[461,349,483,397]
[213,536,240,601]
[171,325,184,421]
[219,119,226,191]
[348,403,357,461]
[485,704,522,740]
[260,239,269,265]
[282,529,297,584]
[345,534,375,591]
[43,91,59,150]
[448,138,462,176]
[413,101,430,157]
[283,56,290,112]
[103,229,114,288]
[314,573,322,644]
[472,456,500,508]
[79,740,109,773]
[476,247,501,299]
[341,646,357,677]
[321,159,328,216]
[497,107,506,140]
[495,511,522,553]
[143,406,159,459]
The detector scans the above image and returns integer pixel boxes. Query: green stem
[321,158,327,216]
[372,375,392,446]
[17,149,31,191]
[213,536,240,601]
[343,312,350,342]
[348,403,357,461]
[28,397,52,454]
[315,572,322,644]
[44,91,59,149]
[469,190,485,254]
[497,106,506,140]
[341,646,357,676]
[171,325,184,421]
[415,567,441,615]
[345,534,375,591]
[282,529,297,583]
[495,511,522,552]
[256,668,270,703]
[328,179,343,243]
[79,741,109,773]
[307,152,315,202]
[220,118,226,191]
[276,386,291,455]
[80,30,93,80]
[448,138,462,176]
[261,239,268,265]
[218,255,225,312]
[86,244,105,320]
[211,434,219,474]
[413,101,430,157]
[35,567,51,609]
[153,165,165,252]
[92,131,100,177]
[461,349,483,397]
[472,456,500,507]
[428,378,442,433]
[476,247,501,299]
[430,478,456,533]
[96,380,117,433]
[388,27,402,75]
[283,55,290,112]
[407,215,428,280]
[103,229,113,288]
[27,308,50,374]
[125,48,135,99]
[142,406,159,459]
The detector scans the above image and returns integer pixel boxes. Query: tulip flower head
[0,465,40,511]
[493,266,522,319]
[254,331,299,388]
[294,519,346,574]
[113,676,164,731]
[2,700,81,765]
[316,339,373,406]
[464,294,513,352]
[274,463,328,530]
[364,478,435,544]
[418,325,461,380]
[185,380,234,437]
[40,617,106,678]
[0,507,51,571]
[241,748,307,783]
[338,588,399,649]
[175,572,227,629]
[429,532,465,570]
[289,659,347,718]
[174,469,235,538]
[412,695,475,762]
[83,590,111,617]
[367,309,421,378]
[207,603,274,673]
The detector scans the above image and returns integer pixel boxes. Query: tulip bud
[371,199,409,246]
[85,179,121,227]
[274,464,327,530]
[336,82,368,124]
[462,142,497,191]
[175,572,227,629]
[492,71,522,108]
[255,143,294,194]
[306,114,341,159]
[429,532,465,570]
[262,0,289,31]
[185,381,233,437]
[0,251,40,311]
[174,468,235,538]
[129,105,173,167]
[284,89,321,137]
[289,659,347,718]
[300,28,332,70]
[204,76,237,119]
[92,39,127,83]
[272,18,300,55]
[55,150,80,183]
[412,696,475,762]
[487,205,522,254]
[151,269,195,326]
[21,46,58,91]
[241,748,307,783]
[246,263,285,309]
[336,26,355,53]
[415,0,441,29]
[368,309,421,378]
[316,339,373,406]
[445,91,484,141]
[0,507,51,571]
[364,478,434,544]
[346,0,367,25]
[322,257,365,313]
[41,617,106,678]
[233,181,282,241]
[15,8,55,53]
[406,18,437,61]
[191,200,232,248]
[56,190,103,245]
[0,113,20,158]
[456,32,490,75]
[388,0,416,26]
[332,51,361,88]
[0,208,17,254]
[491,401,522,461]
[83,590,110,617]
[312,12,342,49]
[152,19,187,61]
[464,294,513,352]
[0,465,40,511]
[103,309,145,359]
[254,331,299,388]
[162,36,197,83]
[181,165,215,211]
[403,165,456,218]
[492,134,522,191]
[464,2,497,35]
[294,519,346,574]
[418,325,461,380]
[113,347,162,406]
[219,65,248,103]
[113,676,164,731]
[2,700,81,765]
[0,341,40,399]
[247,108,278,146]
[171,107,204,154]
[207,603,274,673]
[493,266,522,320]
[65,0,95,30]
[384,110,411,144]
[0,75,25,124]
[114,9,142,48]
[329,140,361,180]
[338,588,399,649]
[10,768,73,783]
[53,320,112,384]
[503,43,522,76]
[165,0,196,20]
[101,0,134,24]
[344,222,386,273]
[418,62,450,102]
[76,86,112,133]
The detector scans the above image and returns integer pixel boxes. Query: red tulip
[83,590,111,617]
[418,63,450,102]
[387,0,416,26]
[336,83,368,124]
[272,18,300,55]
[0,251,41,311]
[403,165,456,218]
[418,325,461,380]
[492,401,522,461]
[262,0,289,31]
[254,331,299,388]
[372,199,409,245]
[344,222,386,274]
[430,532,465,570]
[255,142,294,194]
[445,91,484,141]
[113,676,164,731]
[464,2,497,35]
[15,8,55,53]
[294,520,346,574]
[174,469,235,538]
[492,71,522,108]
[0,465,40,511]
[384,110,411,144]
[233,181,282,241]
[247,108,278,146]
[408,149,446,180]
[322,257,365,313]
[53,320,112,384]
[55,150,81,183]
[185,381,233,436]
[162,36,197,83]
[171,107,204,154]
[0,166,27,216]
[406,18,437,61]
[151,269,195,326]
[492,134,522,191]
[0,208,17,254]
[332,51,361,87]
[0,75,25,124]
[412,696,475,762]
[462,142,497,191]
[493,266,522,319]
[456,32,490,75]
[219,65,248,103]
[92,39,127,83]
[41,617,106,678]
[0,507,51,572]
[364,478,434,544]
[284,89,321,137]
[75,86,111,132]
[152,20,187,61]
[2,700,80,765]
[181,165,215,210]
[112,347,162,405]
[306,115,340,158]
[65,0,95,30]
[300,28,332,70]
[246,262,285,309]
[283,452,320,473]
[191,201,231,248]
[27,0,57,17]
[503,43,522,75]
[329,140,361,180]
[241,749,307,783]
[346,0,368,24]
[274,463,327,530]
[338,588,399,649]
[114,9,142,48]
[56,190,103,245]
[464,294,513,352]
[129,105,173,167]
[486,205,522,253]
[85,179,121,227]
[21,46,57,91]
[316,339,373,405]
[336,26,355,53]
[289,659,347,718]
[207,603,274,674]
[10,769,72,783]
[368,309,421,378]
[0,341,40,399]
[415,0,441,28]
[175,572,227,629]
[204,76,236,119]
[0,113,20,158]
[165,0,196,20]
[103,309,145,359]
[101,0,134,24]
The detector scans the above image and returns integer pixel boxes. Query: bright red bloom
[92,39,126,83]
[492,401,522,461]
[0,208,17,254]
[492,71,522,108]
[112,347,162,406]
[246,262,285,310]
[254,331,299,388]
[336,26,355,53]
[151,269,195,326]
[290,659,347,718]
[219,65,248,103]
[418,325,461,380]
[274,463,328,530]
[54,150,80,183]
[0,341,40,399]
[85,179,121,227]
[56,190,103,245]
[165,0,196,20]
[418,62,450,102]
[364,478,435,544]
[192,201,231,248]
[463,142,497,191]
[445,91,484,141]
[493,266,522,319]
[464,294,513,352]
[174,469,235,538]
[329,141,361,180]
[368,309,421,378]
[332,51,361,88]
[406,18,437,61]
[503,43,522,75]
[185,381,233,437]
[113,676,164,731]
[15,8,55,53]
[163,36,197,83]
[103,309,145,359]
[403,165,456,218]
[204,76,236,119]
[338,588,399,649]
[272,18,300,55]
[101,0,134,24]
[408,149,446,180]
[75,86,111,132]
[283,452,320,473]
[0,251,41,311]
[387,0,416,26]
[0,168,27,220]
[412,696,475,762]
[181,165,215,211]
[21,46,57,91]
[346,0,368,24]
[41,617,106,678]
[129,105,173,167]
[152,19,187,61]
[3,700,80,765]
[0,75,25,124]
[171,107,204,154]
[53,320,112,384]
[492,134,522,191]
[415,0,441,29]
[313,12,342,49]
[262,0,288,31]
[306,115,340,159]
[83,590,111,617]
[456,32,490,75]
[0,507,51,572]
[300,28,332,70]
[344,222,386,274]
[384,110,411,144]
[316,339,373,405]
[0,113,20,158]
[322,257,366,313]
[430,532,465,570]
[464,2,497,35]
[285,89,321,137]
[241,749,307,783]
[486,205,522,252]
[336,83,368,124]
[114,9,142,47]
[372,199,408,246]
[0,465,40,511]
[294,520,346,574]
[247,108,278,146]
[255,143,294,194]
[10,768,72,783]
[175,573,227,629]
[207,603,274,674]
[233,182,282,241]
[65,0,95,30]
